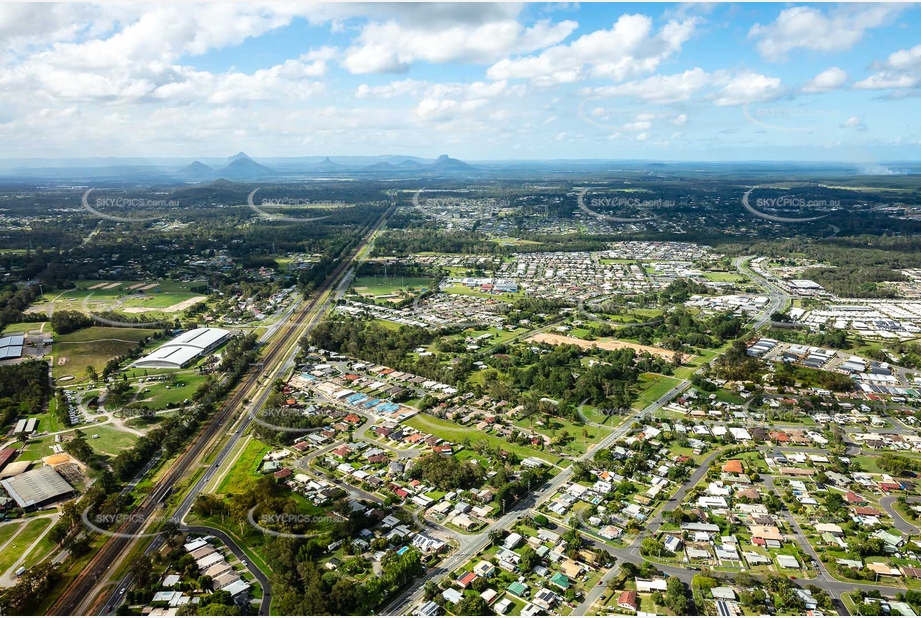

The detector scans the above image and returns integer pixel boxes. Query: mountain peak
[228,151,251,162]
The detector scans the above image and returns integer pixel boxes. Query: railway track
[49,201,395,615]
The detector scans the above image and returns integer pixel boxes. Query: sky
[1,2,920,163]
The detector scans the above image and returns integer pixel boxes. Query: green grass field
[0,522,23,548]
[353,276,432,296]
[513,415,612,456]
[21,524,60,568]
[700,271,746,283]
[633,374,683,409]
[404,414,562,466]
[87,424,140,457]
[1,321,48,335]
[217,438,272,496]
[133,373,209,409]
[52,326,158,380]
[441,284,525,300]
[15,435,58,462]
[0,518,52,575]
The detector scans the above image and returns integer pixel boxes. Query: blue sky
[1,2,920,162]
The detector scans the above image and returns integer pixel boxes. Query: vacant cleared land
[51,327,157,379]
[526,332,686,362]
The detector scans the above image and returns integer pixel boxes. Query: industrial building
[0,334,24,360]
[133,327,230,369]
[0,465,75,509]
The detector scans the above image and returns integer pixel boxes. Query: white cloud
[586,68,710,103]
[712,72,784,106]
[749,4,905,62]
[341,18,577,74]
[671,114,688,125]
[802,67,848,93]
[356,79,425,99]
[853,44,921,91]
[840,116,866,130]
[487,14,698,85]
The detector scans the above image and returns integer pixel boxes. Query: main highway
[50,199,395,616]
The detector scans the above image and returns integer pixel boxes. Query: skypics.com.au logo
[741,185,837,224]
[81,189,177,223]
[247,188,338,224]
[742,102,838,133]
[576,188,671,223]
[247,508,343,539]
[411,189,511,224]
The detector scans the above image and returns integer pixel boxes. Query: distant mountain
[428,154,474,171]
[313,156,343,170]
[218,157,275,179]
[176,160,216,181]
[227,152,252,163]
[364,161,396,171]
[397,159,425,168]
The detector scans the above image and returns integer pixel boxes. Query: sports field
[352,276,433,303]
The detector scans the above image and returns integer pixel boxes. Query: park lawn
[217,438,272,496]
[404,414,562,466]
[633,374,683,409]
[2,321,48,335]
[0,518,52,575]
[55,326,158,344]
[134,373,209,409]
[0,522,23,547]
[87,424,140,457]
[21,524,61,568]
[441,284,525,301]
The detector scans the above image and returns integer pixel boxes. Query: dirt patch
[88,282,109,290]
[57,356,68,365]
[140,283,159,291]
[526,332,688,362]
[128,283,146,290]
[102,282,122,290]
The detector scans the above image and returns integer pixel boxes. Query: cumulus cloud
[712,72,784,106]
[487,14,699,85]
[802,67,848,93]
[853,44,921,91]
[341,18,577,74]
[749,4,905,61]
[585,68,710,103]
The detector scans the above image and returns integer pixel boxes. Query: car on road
[120,588,126,595]
[242,560,249,566]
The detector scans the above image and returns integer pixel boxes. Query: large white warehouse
[133,327,230,369]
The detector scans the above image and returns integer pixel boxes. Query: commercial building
[133,328,230,369]
[0,335,24,360]
[0,466,75,509]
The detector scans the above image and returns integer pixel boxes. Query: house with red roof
[722,460,744,474]
[618,590,638,612]
[344,413,361,424]
[878,481,903,492]
[332,446,352,459]
[854,506,882,517]
[844,491,867,505]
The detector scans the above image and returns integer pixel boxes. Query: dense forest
[0,360,50,433]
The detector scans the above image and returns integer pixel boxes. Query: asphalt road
[880,496,920,535]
